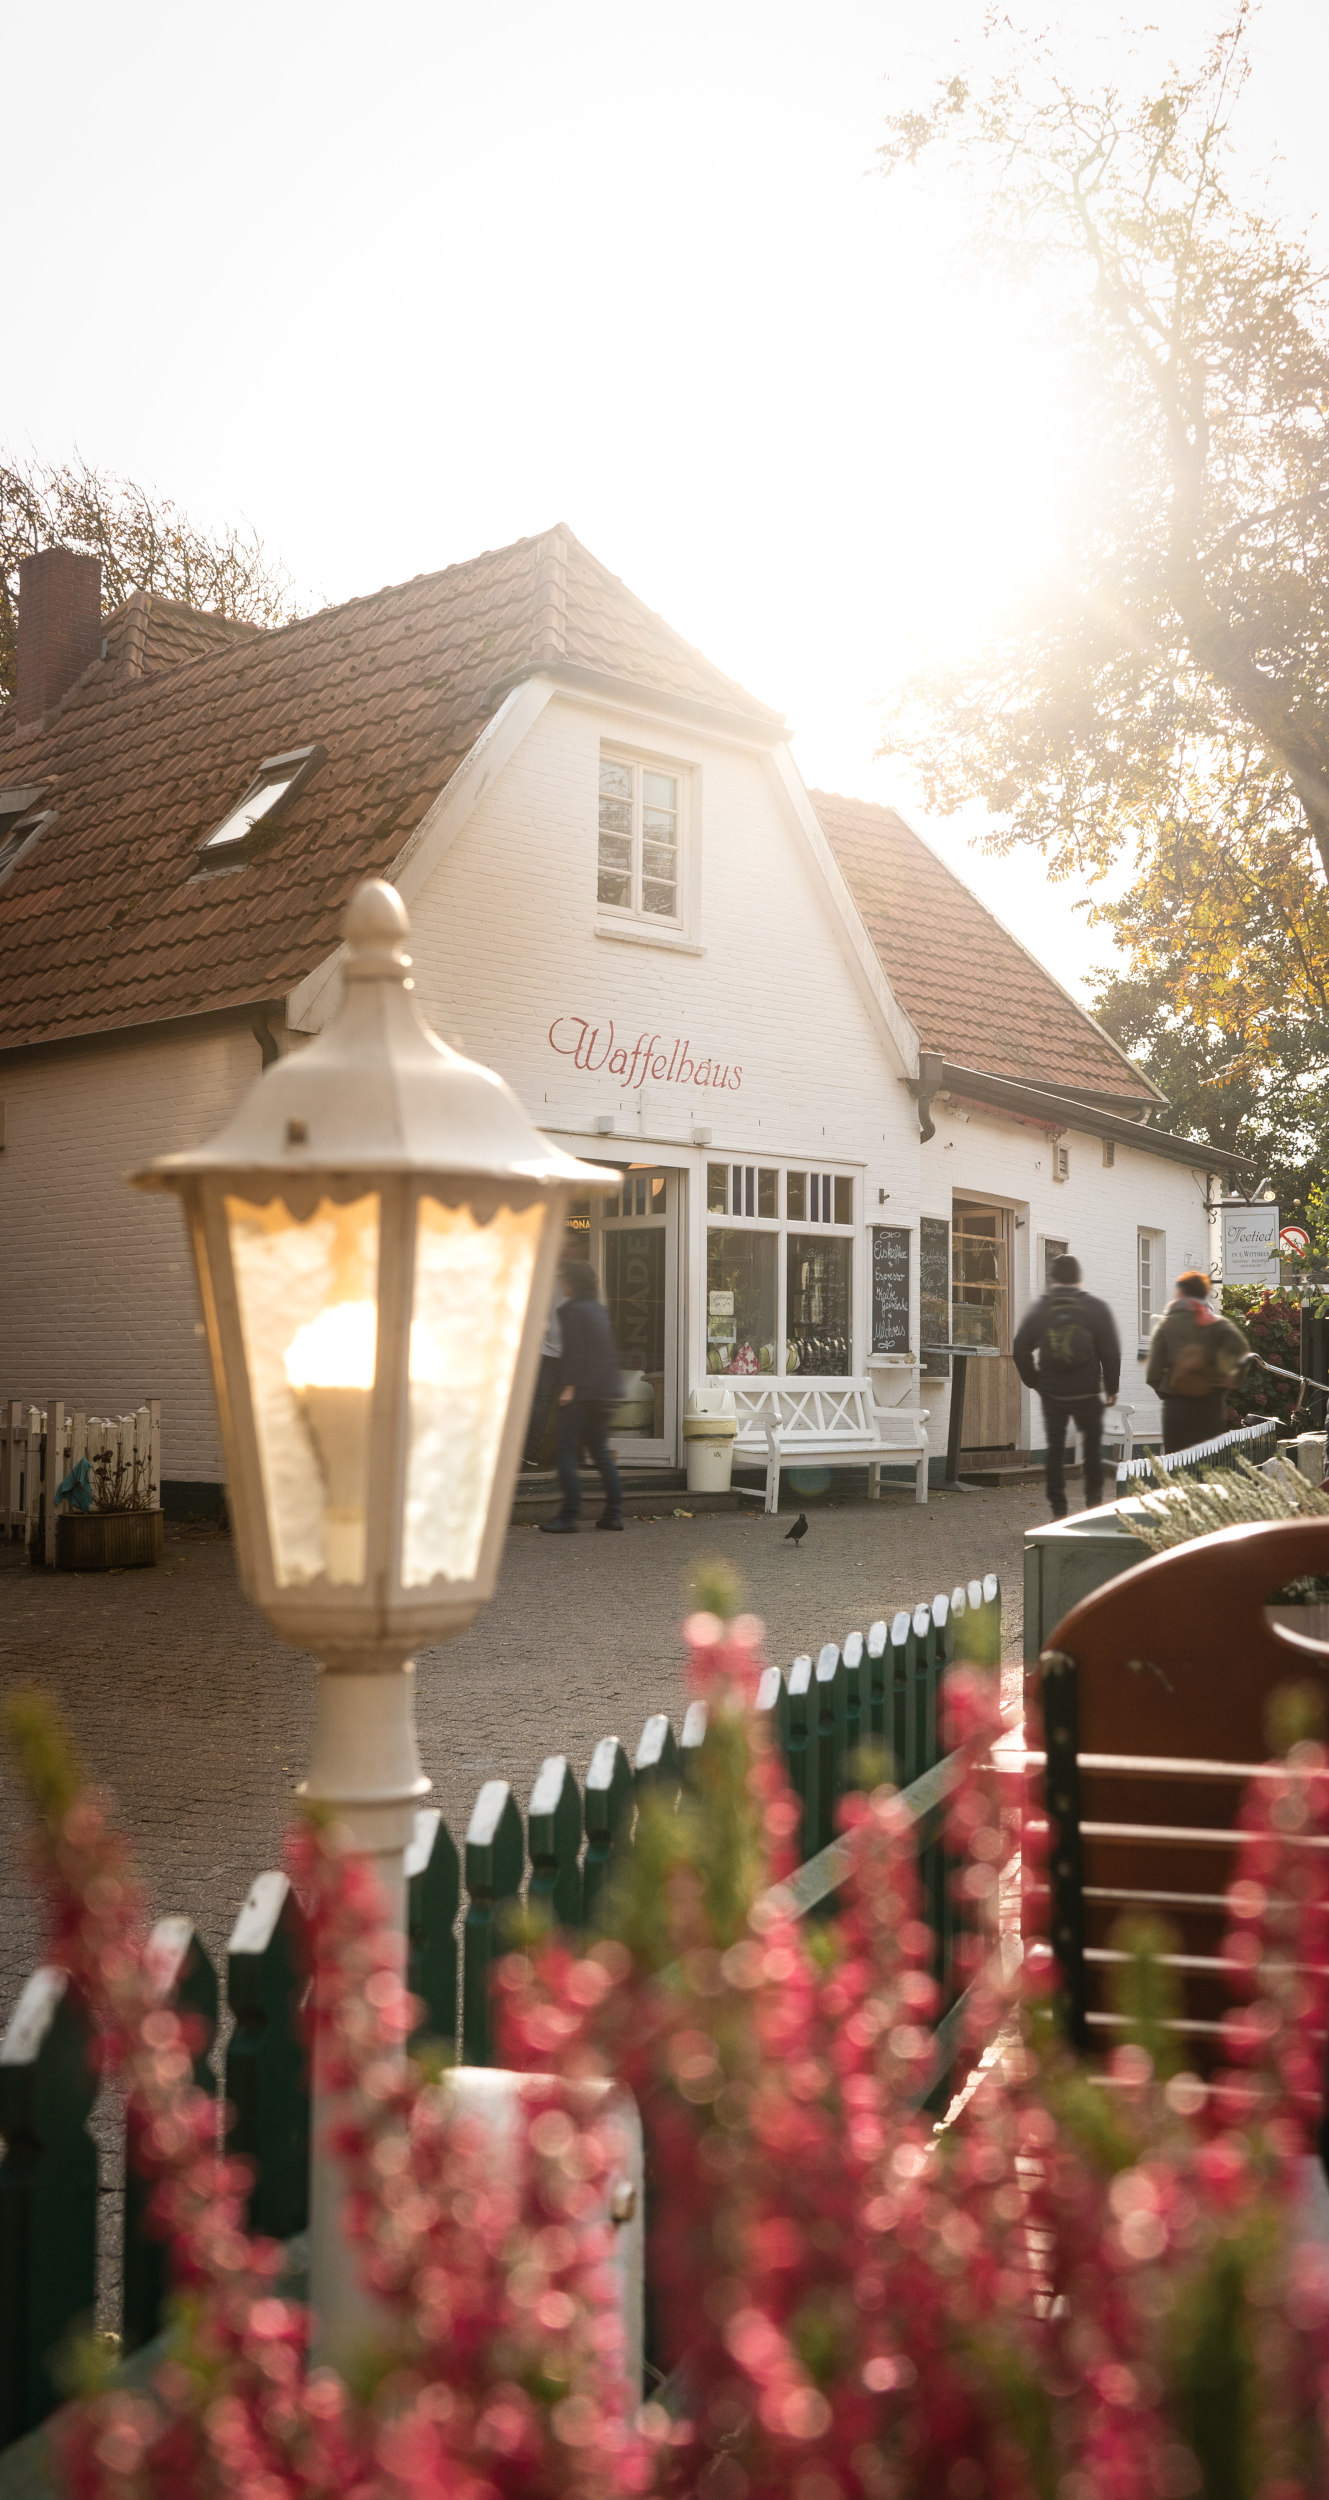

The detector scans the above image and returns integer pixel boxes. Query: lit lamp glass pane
[403,1197,545,1587]
[225,1192,381,1586]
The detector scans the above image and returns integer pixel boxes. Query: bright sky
[8,0,1328,1002]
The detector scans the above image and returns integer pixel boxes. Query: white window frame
[705,1158,857,1379]
[1041,1235,1069,1292]
[1138,1228,1165,1344]
[596,747,686,931]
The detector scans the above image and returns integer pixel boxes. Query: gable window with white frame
[1138,1228,1165,1344]
[705,1160,855,1378]
[597,751,682,924]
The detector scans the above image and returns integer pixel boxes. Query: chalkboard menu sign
[920,1216,951,1376]
[870,1225,911,1355]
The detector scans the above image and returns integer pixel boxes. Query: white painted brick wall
[925,1096,1214,1452]
[404,697,923,1399]
[0,1022,260,1481]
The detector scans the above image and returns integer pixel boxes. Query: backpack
[1038,1292,1095,1378]
[1164,1313,1241,1398]
[1165,1337,1218,1397]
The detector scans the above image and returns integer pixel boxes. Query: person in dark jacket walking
[1146,1270,1251,1453]
[539,1259,625,1533]
[1013,1253,1121,1519]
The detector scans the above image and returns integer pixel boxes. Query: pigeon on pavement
[784,1513,809,1546]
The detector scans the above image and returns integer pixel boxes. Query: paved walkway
[0,1480,1047,2017]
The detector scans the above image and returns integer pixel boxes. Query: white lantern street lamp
[135,879,614,2342]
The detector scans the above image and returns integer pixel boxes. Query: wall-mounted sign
[549,1015,742,1093]
[1280,1223,1311,1256]
[919,1216,951,1377]
[871,1225,910,1355]
[1220,1203,1280,1286]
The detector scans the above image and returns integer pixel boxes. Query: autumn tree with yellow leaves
[880,9,1329,1184]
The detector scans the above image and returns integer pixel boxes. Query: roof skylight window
[200,745,325,855]
[0,786,50,884]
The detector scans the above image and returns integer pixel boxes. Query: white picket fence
[0,1398,162,1563]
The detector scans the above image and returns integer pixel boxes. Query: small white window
[1043,1236,1068,1289]
[597,752,681,923]
[1052,1144,1070,1183]
[201,745,325,854]
[1138,1229,1164,1340]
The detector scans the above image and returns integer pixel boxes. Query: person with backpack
[1146,1270,1251,1453]
[1013,1252,1122,1518]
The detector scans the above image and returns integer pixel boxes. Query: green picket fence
[0,1574,999,2457]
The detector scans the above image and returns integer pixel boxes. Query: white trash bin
[683,1384,738,1494]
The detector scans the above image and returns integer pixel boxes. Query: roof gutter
[934,1061,1254,1177]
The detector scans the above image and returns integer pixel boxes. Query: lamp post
[135,878,613,2341]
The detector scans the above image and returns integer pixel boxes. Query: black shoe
[540,1516,579,1534]
[596,1514,624,1531]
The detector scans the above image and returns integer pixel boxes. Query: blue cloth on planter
[56,1456,94,1512]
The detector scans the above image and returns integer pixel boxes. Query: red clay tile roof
[102,591,263,683]
[0,527,778,1054]
[812,789,1156,1105]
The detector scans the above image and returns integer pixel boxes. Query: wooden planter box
[55,1508,164,1572]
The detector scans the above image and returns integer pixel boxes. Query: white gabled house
[0,530,1248,1506]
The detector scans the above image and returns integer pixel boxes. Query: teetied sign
[1220,1204,1280,1287]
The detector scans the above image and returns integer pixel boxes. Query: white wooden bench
[724,1378,931,1513]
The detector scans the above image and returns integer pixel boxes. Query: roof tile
[811,789,1154,1104]
[0,526,776,1054]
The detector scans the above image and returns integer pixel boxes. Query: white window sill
[594,919,705,957]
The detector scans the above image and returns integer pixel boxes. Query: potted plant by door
[55,1440,164,1571]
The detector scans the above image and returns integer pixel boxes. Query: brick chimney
[15,548,102,723]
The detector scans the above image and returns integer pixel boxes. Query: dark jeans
[1041,1394,1105,1518]
[555,1396,623,1522]
[524,1353,560,1463]
[1162,1389,1229,1454]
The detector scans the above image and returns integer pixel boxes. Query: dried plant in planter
[88,1441,154,1515]
[1120,1452,1329,1555]
[7,1608,1329,2500]
[1120,1454,1329,1599]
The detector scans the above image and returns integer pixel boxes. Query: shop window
[706,1160,857,1377]
[786,1236,851,1376]
[597,751,681,923]
[707,1162,778,1217]
[707,1229,777,1374]
[785,1170,852,1226]
[607,1170,666,1219]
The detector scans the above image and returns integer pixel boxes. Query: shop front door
[596,1166,680,1465]
[952,1200,1023,1451]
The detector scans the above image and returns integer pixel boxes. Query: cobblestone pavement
[0,1480,1048,2019]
